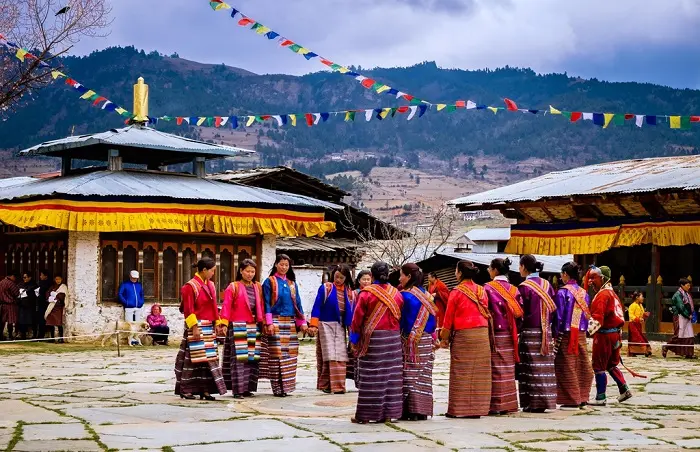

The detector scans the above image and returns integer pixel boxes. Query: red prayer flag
[455,100,466,108]
[305,113,313,126]
[238,17,254,26]
[214,116,222,128]
[176,117,183,126]
[690,116,700,123]
[624,114,634,120]
[403,94,414,101]
[92,96,106,106]
[280,39,293,47]
[361,78,375,89]
[65,78,77,86]
[320,59,333,66]
[261,115,271,120]
[571,112,582,122]
[504,98,518,111]
[397,106,409,113]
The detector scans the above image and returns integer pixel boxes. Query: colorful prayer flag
[549,105,561,115]
[504,98,518,111]
[603,113,614,128]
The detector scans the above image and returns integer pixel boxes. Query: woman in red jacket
[174,258,227,400]
[220,258,265,399]
[440,260,492,418]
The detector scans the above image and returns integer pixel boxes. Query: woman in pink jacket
[220,259,264,399]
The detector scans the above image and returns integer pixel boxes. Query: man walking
[119,270,145,324]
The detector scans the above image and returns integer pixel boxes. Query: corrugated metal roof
[434,249,573,274]
[19,126,253,157]
[466,228,511,242]
[210,166,349,198]
[0,169,339,210]
[450,155,700,207]
[0,177,38,189]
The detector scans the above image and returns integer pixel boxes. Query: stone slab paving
[0,341,699,451]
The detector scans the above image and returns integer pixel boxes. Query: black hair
[195,257,216,272]
[371,261,390,284]
[456,260,479,281]
[428,271,438,279]
[679,278,691,287]
[269,254,296,282]
[561,261,580,281]
[330,264,355,290]
[355,270,371,288]
[489,257,511,276]
[39,269,49,278]
[235,258,257,281]
[520,254,544,274]
[400,263,423,289]
[630,290,644,301]
[54,273,63,279]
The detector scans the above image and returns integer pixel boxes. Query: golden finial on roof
[656,275,663,285]
[619,275,625,286]
[132,77,149,124]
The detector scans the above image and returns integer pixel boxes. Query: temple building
[0,78,337,339]
[450,155,700,337]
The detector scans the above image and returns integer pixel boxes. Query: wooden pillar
[193,157,206,178]
[61,156,72,176]
[108,149,123,171]
[647,244,661,333]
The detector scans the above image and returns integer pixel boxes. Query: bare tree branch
[342,203,459,269]
[0,0,112,116]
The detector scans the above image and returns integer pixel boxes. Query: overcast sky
[71,0,700,89]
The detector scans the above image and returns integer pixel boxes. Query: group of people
[118,270,170,345]
[0,271,67,342]
[173,252,648,423]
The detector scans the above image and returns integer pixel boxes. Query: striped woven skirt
[627,321,651,356]
[554,334,593,406]
[174,327,227,396]
[448,327,492,417]
[517,328,557,411]
[260,316,299,396]
[222,322,261,395]
[355,330,404,422]
[402,333,435,417]
[662,315,695,358]
[490,331,519,414]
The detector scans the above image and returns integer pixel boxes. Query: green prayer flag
[562,111,572,119]
[344,111,355,122]
[410,98,422,106]
[682,116,692,129]
[390,108,398,117]
[613,114,625,126]
[446,105,457,113]
[251,22,262,30]
[206,117,214,127]
[289,44,302,53]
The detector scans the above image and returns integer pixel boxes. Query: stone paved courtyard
[1,341,699,451]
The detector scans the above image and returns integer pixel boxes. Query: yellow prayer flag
[255,26,271,35]
[376,85,390,94]
[670,116,681,129]
[337,67,350,74]
[549,105,561,115]
[603,113,614,129]
[114,107,127,115]
[80,90,96,100]
[436,104,447,111]
[245,116,255,127]
[379,108,391,119]
[289,114,297,126]
[488,107,498,114]
[297,47,310,55]
[196,117,207,126]
[344,111,352,121]
[15,48,27,62]
[51,70,66,79]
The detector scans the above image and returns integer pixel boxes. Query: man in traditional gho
[220,259,264,399]
[0,273,19,341]
[174,258,227,400]
[261,254,307,397]
[427,272,449,330]
[399,263,437,421]
[587,265,633,406]
[484,257,522,415]
[349,261,404,424]
[662,278,696,359]
[308,264,355,395]
[553,262,593,409]
[517,254,557,413]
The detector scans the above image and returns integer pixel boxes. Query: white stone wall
[294,266,326,316]
[261,234,277,278]
[65,231,100,338]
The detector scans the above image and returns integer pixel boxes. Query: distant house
[466,227,511,253]
[462,210,491,221]
[454,235,475,252]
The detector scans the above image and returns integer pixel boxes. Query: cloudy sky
[72,0,700,89]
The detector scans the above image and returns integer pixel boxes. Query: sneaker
[589,397,607,406]
[617,390,633,403]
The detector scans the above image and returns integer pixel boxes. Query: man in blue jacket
[119,270,145,323]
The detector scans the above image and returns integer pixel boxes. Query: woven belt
[599,327,621,334]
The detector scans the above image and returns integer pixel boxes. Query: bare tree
[341,203,460,269]
[0,0,111,115]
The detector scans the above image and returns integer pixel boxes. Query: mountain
[2,46,700,175]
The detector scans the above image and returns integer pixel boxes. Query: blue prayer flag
[418,105,428,117]
[646,115,657,126]
[593,113,605,126]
